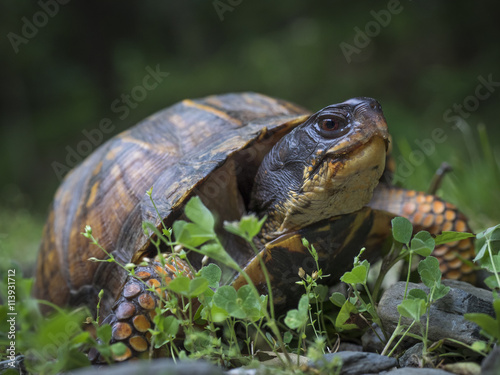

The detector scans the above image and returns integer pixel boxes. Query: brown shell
[34,93,308,314]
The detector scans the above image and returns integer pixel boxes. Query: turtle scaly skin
[369,185,475,281]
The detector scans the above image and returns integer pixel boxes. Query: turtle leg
[89,256,194,363]
[369,184,475,282]
[233,207,395,309]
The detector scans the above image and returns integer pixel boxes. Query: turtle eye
[318,116,349,138]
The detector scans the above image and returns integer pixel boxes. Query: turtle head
[250,97,389,240]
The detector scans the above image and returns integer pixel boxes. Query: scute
[34,92,308,314]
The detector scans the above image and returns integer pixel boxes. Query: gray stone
[67,359,223,375]
[384,368,453,375]
[481,346,500,375]
[378,281,494,346]
[312,351,397,375]
[361,324,389,353]
[397,343,425,368]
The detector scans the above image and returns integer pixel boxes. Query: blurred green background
[1,0,499,275]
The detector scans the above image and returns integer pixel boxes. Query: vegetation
[2,190,500,374]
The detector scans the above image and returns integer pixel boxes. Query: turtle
[34,93,475,362]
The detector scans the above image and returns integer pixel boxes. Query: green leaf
[110,342,128,357]
[464,313,499,340]
[152,315,180,347]
[188,277,209,297]
[283,331,293,344]
[167,276,191,295]
[213,285,245,319]
[205,304,230,323]
[184,196,215,232]
[172,221,214,247]
[329,292,347,307]
[397,298,426,321]
[335,300,359,331]
[418,256,442,288]
[200,263,222,289]
[238,285,264,320]
[97,324,112,344]
[285,295,309,330]
[392,217,413,245]
[480,254,500,274]
[312,284,329,303]
[340,264,368,285]
[224,214,266,241]
[411,231,435,256]
[474,243,488,263]
[408,288,428,301]
[483,275,500,290]
[199,243,239,270]
[433,284,450,301]
[434,231,475,246]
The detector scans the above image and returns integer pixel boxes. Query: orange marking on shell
[445,210,456,222]
[458,239,472,250]
[443,248,455,260]
[433,245,447,256]
[136,271,151,280]
[425,195,434,203]
[416,194,426,204]
[406,190,417,197]
[113,346,132,362]
[115,302,136,320]
[454,220,467,232]
[413,212,424,225]
[445,270,461,279]
[124,283,141,299]
[460,263,474,273]
[133,315,151,332]
[420,203,432,213]
[112,322,132,340]
[182,99,242,125]
[402,202,417,216]
[129,336,148,352]
[86,182,100,208]
[138,293,155,310]
[432,201,445,214]
[155,265,167,276]
[149,310,157,321]
[442,221,453,232]
[147,279,161,288]
[422,214,434,228]
[434,214,444,226]
[447,241,459,248]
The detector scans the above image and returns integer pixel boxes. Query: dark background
[1,0,499,270]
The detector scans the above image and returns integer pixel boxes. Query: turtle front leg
[89,257,194,363]
[369,184,475,282]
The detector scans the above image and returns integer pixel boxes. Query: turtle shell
[34,93,310,315]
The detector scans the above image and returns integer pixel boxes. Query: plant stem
[487,240,500,288]
[387,320,416,357]
[372,242,404,301]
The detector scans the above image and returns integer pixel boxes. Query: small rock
[398,343,425,368]
[443,361,481,375]
[384,368,453,375]
[361,324,389,353]
[311,351,397,375]
[338,342,363,352]
[378,280,494,346]
[481,346,500,375]
[67,359,223,375]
